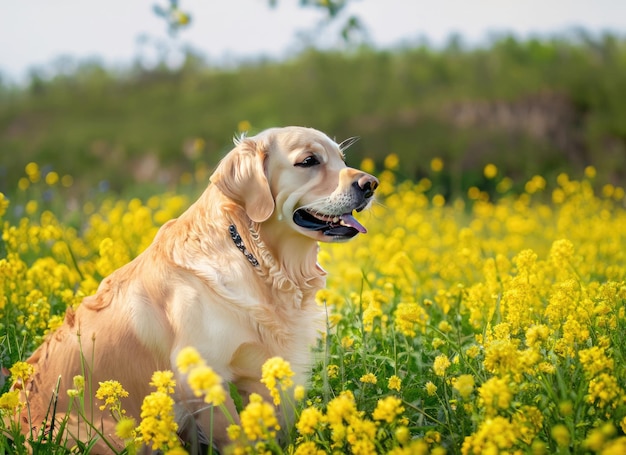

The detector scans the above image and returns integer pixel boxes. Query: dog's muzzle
[293,174,379,239]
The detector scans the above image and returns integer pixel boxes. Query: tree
[153,0,364,41]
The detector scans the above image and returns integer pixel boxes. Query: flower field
[1,158,626,454]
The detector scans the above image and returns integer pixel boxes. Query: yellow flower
[149,370,176,394]
[551,424,570,448]
[466,345,481,359]
[587,373,623,408]
[438,320,453,333]
[461,416,517,454]
[483,339,518,375]
[187,365,225,406]
[549,238,575,267]
[176,346,204,374]
[388,375,402,392]
[326,391,357,427]
[0,192,9,217]
[359,373,377,384]
[294,441,325,455]
[0,390,21,413]
[433,354,451,377]
[25,162,40,182]
[237,120,251,133]
[165,448,188,455]
[525,324,550,348]
[430,157,444,172]
[583,423,616,452]
[95,380,129,412]
[296,406,325,435]
[484,163,498,179]
[372,396,405,423]
[9,361,34,385]
[72,375,85,392]
[294,385,306,402]
[513,405,544,445]
[579,346,614,378]
[261,356,295,406]
[425,381,438,396]
[45,171,59,186]
[136,390,180,451]
[341,335,355,349]
[394,302,428,337]
[346,416,377,453]
[478,377,512,416]
[395,426,410,445]
[360,157,375,174]
[584,165,597,179]
[451,374,475,399]
[115,417,137,440]
[432,337,445,349]
[240,393,280,441]
[384,153,400,170]
[227,424,241,441]
[327,364,339,379]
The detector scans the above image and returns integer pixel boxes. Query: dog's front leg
[176,385,240,453]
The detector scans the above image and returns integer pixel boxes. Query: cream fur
[12,126,378,453]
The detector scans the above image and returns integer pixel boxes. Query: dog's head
[211,126,378,243]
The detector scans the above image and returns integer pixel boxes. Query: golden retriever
[13,126,378,452]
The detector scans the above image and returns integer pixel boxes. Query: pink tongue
[340,213,367,233]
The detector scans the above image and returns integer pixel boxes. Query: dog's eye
[295,156,320,168]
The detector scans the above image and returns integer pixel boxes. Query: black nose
[355,175,379,199]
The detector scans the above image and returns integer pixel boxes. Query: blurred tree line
[1,31,625,199]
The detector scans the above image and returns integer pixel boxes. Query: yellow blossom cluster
[135,371,182,452]
[2,159,626,453]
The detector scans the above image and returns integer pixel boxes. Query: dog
[12,126,378,452]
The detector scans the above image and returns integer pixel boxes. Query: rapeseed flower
[461,416,517,454]
[433,354,451,377]
[451,374,475,400]
[327,364,339,379]
[293,441,325,455]
[95,380,128,413]
[136,389,180,451]
[359,373,377,384]
[388,375,402,392]
[9,361,34,385]
[149,370,176,394]
[372,396,404,423]
[394,302,427,336]
[176,346,204,373]
[551,424,570,448]
[0,390,21,414]
[296,406,325,435]
[478,377,512,416]
[176,346,226,406]
[4,164,626,453]
[261,356,295,406]
[239,393,280,441]
[587,373,624,409]
[425,381,437,396]
[115,417,137,440]
[187,365,225,405]
[0,192,9,217]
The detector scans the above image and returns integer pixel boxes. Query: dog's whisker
[339,136,360,153]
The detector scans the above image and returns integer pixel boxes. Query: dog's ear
[210,137,275,222]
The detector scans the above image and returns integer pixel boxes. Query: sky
[1,0,625,83]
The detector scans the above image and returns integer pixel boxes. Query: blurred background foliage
[1,29,626,201]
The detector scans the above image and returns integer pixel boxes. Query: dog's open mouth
[293,208,367,238]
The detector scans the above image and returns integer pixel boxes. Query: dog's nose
[355,174,379,199]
